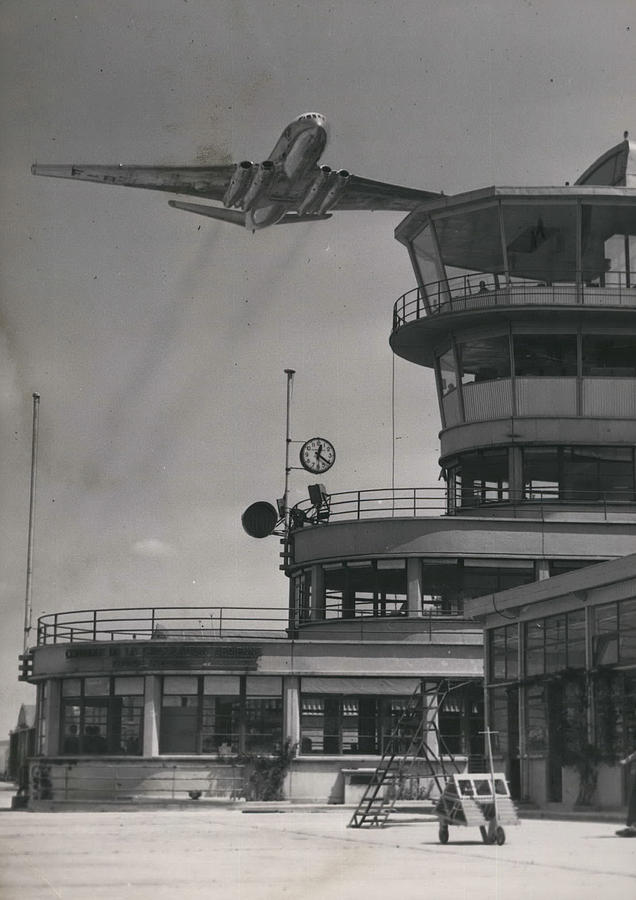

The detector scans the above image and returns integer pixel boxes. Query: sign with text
[56,642,262,673]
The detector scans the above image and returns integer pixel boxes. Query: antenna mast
[23,392,40,655]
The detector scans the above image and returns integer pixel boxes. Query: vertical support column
[509,446,523,506]
[536,559,551,581]
[406,558,423,617]
[283,676,301,752]
[143,675,161,757]
[584,600,594,744]
[238,676,247,754]
[517,620,528,801]
[311,564,325,621]
[43,678,61,756]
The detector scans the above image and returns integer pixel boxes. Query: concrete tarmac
[0,794,634,899]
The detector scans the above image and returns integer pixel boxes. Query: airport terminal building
[20,136,636,810]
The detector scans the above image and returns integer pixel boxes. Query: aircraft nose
[298,112,328,133]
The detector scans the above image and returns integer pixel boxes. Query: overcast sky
[1,0,634,736]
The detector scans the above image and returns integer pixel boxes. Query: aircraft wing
[30,164,236,201]
[331,175,440,211]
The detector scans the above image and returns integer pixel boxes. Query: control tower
[391,137,636,526]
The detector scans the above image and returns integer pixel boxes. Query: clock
[299,437,336,474]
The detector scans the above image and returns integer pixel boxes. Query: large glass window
[439,682,483,757]
[160,675,282,755]
[489,686,519,762]
[523,446,635,502]
[300,695,410,755]
[525,684,548,752]
[419,558,533,615]
[37,682,48,755]
[323,561,407,620]
[462,561,534,599]
[595,670,636,757]
[61,676,144,755]
[582,335,636,377]
[524,610,587,676]
[513,334,577,376]
[489,625,519,682]
[437,347,457,395]
[411,222,449,309]
[300,683,482,758]
[457,336,510,384]
[434,205,504,280]
[503,203,578,282]
[580,204,636,286]
[292,569,312,625]
[451,448,510,507]
[593,598,636,667]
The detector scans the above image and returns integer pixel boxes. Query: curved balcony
[36,606,290,645]
[392,273,636,331]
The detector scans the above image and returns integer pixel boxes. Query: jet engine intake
[240,160,276,210]
[297,165,332,215]
[316,169,351,214]
[223,160,254,208]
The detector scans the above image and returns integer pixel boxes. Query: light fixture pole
[282,368,295,534]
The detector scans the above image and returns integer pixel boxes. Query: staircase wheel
[495,826,506,846]
[438,824,449,844]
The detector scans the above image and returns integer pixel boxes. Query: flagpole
[23,392,40,655]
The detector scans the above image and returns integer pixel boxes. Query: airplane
[31,112,440,231]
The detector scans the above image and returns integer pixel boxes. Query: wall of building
[467,554,636,812]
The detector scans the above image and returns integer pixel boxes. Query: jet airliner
[31,112,440,230]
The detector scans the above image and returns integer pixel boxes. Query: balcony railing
[292,486,636,526]
[36,603,475,647]
[393,273,636,329]
[294,487,449,522]
[37,606,291,645]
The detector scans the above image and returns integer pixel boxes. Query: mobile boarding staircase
[347,680,465,828]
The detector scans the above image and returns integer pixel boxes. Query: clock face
[299,437,336,474]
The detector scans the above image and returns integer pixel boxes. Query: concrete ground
[1,787,634,900]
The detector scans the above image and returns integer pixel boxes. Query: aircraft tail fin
[168,200,246,227]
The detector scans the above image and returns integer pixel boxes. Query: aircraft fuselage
[240,113,329,229]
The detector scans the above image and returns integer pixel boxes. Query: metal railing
[393,272,636,329]
[37,606,291,646]
[294,486,449,522]
[293,485,636,526]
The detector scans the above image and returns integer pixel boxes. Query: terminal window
[61,676,144,755]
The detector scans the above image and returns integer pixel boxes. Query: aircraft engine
[316,169,351,214]
[240,160,276,210]
[223,160,254,208]
[297,165,332,215]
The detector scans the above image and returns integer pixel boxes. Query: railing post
[219,607,223,637]
[357,491,361,520]
[53,613,58,643]
[92,609,97,642]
